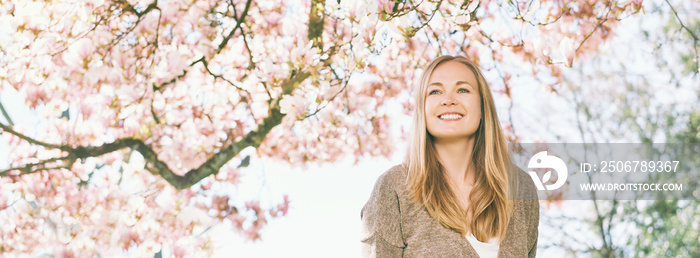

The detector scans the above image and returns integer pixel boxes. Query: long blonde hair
[405,55,518,242]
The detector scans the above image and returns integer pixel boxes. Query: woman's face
[424,60,482,141]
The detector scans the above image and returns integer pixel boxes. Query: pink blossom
[62,38,95,69]
[378,0,393,13]
[245,200,261,212]
[533,37,550,64]
[559,37,576,67]
[122,116,140,135]
[341,0,361,18]
[279,94,308,119]
[0,0,642,255]
[25,87,47,108]
[172,245,186,258]
[270,194,290,217]
[632,0,644,11]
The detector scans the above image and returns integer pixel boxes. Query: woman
[360,55,539,257]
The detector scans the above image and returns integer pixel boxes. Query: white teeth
[439,114,463,120]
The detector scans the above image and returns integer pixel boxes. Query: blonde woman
[360,55,539,257]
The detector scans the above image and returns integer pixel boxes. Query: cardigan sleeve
[526,186,540,258]
[527,198,539,258]
[360,171,406,257]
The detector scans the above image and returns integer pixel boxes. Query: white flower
[559,37,576,67]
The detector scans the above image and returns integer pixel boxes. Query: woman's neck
[433,136,476,187]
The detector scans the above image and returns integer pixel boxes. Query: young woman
[360,55,539,257]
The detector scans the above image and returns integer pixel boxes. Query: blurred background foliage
[541,0,699,257]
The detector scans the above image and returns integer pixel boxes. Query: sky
[211,150,401,257]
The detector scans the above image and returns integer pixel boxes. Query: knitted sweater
[360,164,539,257]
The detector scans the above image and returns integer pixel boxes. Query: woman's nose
[441,95,456,106]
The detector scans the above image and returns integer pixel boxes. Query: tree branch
[0,123,66,150]
[147,71,310,189]
[576,8,612,53]
[152,56,207,91]
[664,0,700,75]
[0,156,75,177]
[152,0,252,93]
[217,0,252,55]
[0,100,13,126]
[1,0,327,190]
[308,0,326,50]
[104,1,161,55]
[0,71,311,189]
[195,56,250,94]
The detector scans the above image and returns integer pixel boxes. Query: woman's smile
[438,112,465,120]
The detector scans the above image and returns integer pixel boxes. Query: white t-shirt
[465,233,499,258]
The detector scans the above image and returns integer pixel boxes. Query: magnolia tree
[0,0,643,256]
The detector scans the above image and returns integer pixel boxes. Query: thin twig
[664,0,700,75]
[0,123,65,150]
[0,101,13,126]
[217,0,252,55]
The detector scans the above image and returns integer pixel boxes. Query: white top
[465,233,500,258]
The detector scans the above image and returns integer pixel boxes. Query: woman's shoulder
[361,164,408,250]
[381,163,408,181]
[371,164,408,188]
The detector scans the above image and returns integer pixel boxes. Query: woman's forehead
[428,61,477,85]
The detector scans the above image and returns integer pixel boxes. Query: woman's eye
[458,88,469,93]
[429,90,440,95]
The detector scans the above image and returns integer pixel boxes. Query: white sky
[210,150,401,257]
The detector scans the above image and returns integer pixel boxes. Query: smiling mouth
[438,114,464,120]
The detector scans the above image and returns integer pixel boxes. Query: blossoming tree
[0,0,643,255]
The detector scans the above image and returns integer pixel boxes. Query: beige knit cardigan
[360,164,539,257]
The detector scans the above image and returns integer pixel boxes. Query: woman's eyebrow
[428,81,474,87]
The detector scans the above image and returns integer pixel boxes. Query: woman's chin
[430,133,477,142]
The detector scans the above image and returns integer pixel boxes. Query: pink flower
[0,191,7,210]
[25,87,47,108]
[533,37,550,64]
[270,194,290,217]
[631,0,643,11]
[172,246,186,258]
[62,38,95,69]
[378,0,393,13]
[559,37,576,67]
[279,94,308,119]
[245,200,261,212]
[123,116,140,135]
